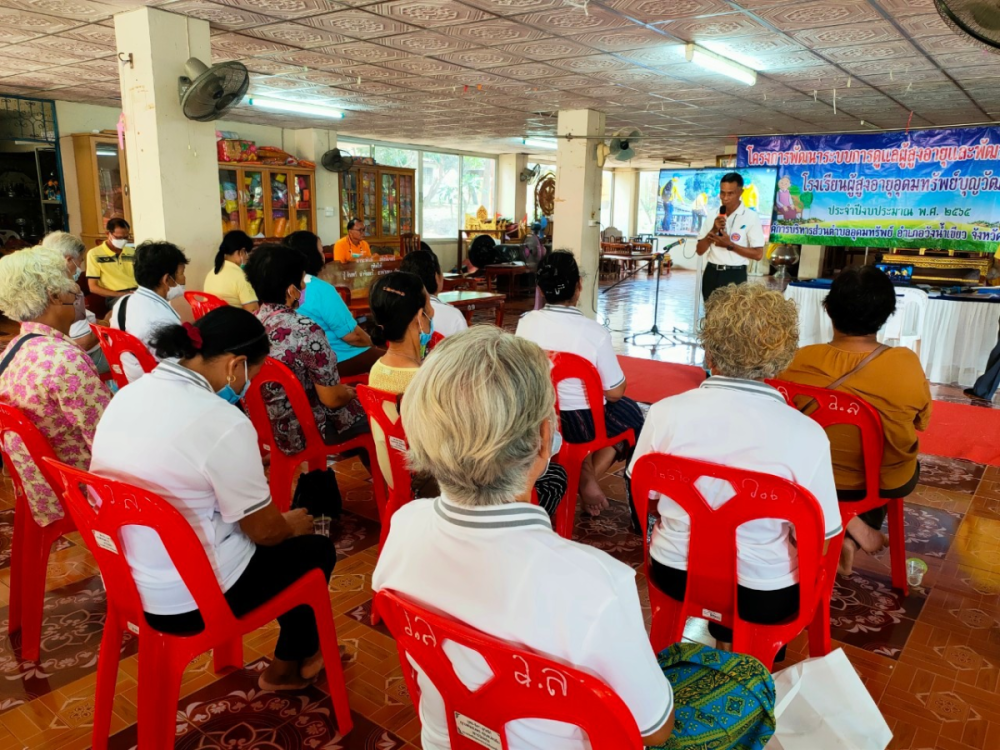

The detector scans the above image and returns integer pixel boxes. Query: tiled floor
[1,271,998,749]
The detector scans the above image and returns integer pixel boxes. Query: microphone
[716,204,727,237]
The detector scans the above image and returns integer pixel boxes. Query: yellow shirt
[85,241,136,292]
[203,260,257,308]
[780,344,932,491]
[369,360,418,395]
[333,236,372,263]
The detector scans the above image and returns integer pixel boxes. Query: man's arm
[696,213,726,256]
[715,234,764,261]
[87,280,128,298]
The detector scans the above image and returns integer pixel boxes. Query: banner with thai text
[737,128,1000,253]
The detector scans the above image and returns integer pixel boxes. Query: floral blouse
[256,303,365,454]
[0,322,110,526]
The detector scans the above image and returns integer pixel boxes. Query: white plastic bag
[767,648,891,750]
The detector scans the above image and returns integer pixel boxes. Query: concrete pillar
[553,109,604,319]
[798,244,825,279]
[613,168,638,237]
[115,8,221,288]
[287,128,340,243]
[498,153,528,223]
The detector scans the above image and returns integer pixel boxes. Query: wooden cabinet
[338,164,415,254]
[72,133,132,248]
[219,163,315,239]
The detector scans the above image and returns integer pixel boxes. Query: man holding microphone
[696,172,765,301]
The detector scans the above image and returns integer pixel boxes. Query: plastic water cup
[314,515,331,538]
[906,557,928,587]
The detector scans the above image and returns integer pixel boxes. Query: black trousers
[701,263,747,302]
[971,323,1000,400]
[838,463,921,532]
[145,534,336,662]
[650,559,799,658]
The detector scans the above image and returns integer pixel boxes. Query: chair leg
[7,502,26,637]
[312,590,354,736]
[554,459,581,540]
[887,498,909,596]
[213,637,244,673]
[269,457,294,513]
[648,587,684,655]
[14,520,51,662]
[807,596,832,659]
[137,636,186,750]
[92,616,123,750]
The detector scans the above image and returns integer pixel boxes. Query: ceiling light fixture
[523,137,557,150]
[684,43,757,86]
[247,96,344,119]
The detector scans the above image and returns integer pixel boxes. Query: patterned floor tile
[572,497,643,569]
[918,455,987,495]
[949,514,1000,577]
[910,484,975,516]
[829,569,927,658]
[344,599,393,639]
[0,508,73,572]
[882,503,964,560]
[332,511,381,561]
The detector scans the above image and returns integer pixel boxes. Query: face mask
[418,310,434,355]
[216,360,249,405]
[166,280,185,301]
[543,420,562,476]
[110,237,127,250]
[72,264,82,281]
[72,292,87,322]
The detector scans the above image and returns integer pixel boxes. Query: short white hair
[402,326,555,507]
[0,246,77,322]
[41,231,85,261]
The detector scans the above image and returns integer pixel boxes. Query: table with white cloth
[785,281,1000,387]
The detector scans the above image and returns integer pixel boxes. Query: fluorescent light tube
[523,137,557,150]
[247,97,344,119]
[685,43,757,86]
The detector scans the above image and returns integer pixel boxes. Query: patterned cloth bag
[655,643,776,750]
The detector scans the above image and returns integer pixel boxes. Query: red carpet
[618,355,1000,467]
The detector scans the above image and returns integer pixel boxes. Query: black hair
[243,243,305,305]
[215,230,254,274]
[134,240,190,290]
[536,250,580,304]
[399,249,441,295]
[347,218,363,231]
[149,306,270,363]
[369,271,427,347]
[106,217,130,234]
[824,266,897,336]
[720,171,744,188]
[283,231,324,276]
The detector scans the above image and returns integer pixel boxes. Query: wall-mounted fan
[321,148,354,173]
[178,57,249,122]
[936,0,1000,51]
[520,164,540,183]
[609,128,641,162]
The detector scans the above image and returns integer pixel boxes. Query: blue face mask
[216,360,249,405]
[419,310,434,356]
[543,420,563,476]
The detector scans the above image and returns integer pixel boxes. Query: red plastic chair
[547,351,635,540]
[766,379,906,595]
[44,458,352,750]
[184,290,227,320]
[374,589,644,749]
[0,404,75,662]
[335,285,352,307]
[425,330,445,353]
[630,453,840,670]
[357,386,412,548]
[90,323,158,390]
[242,357,386,512]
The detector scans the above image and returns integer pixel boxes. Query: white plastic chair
[879,287,928,356]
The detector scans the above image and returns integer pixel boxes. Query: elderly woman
[629,283,842,660]
[372,326,676,750]
[781,266,932,574]
[244,244,366,455]
[0,246,109,526]
[41,231,109,374]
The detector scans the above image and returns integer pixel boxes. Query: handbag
[291,468,342,520]
[655,643,776,750]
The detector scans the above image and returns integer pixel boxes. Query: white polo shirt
[516,305,625,412]
[90,360,271,615]
[70,309,100,357]
[110,286,181,382]
[627,377,842,591]
[372,496,673,750]
[429,295,468,338]
[698,202,765,267]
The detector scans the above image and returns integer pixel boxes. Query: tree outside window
[421,152,460,239]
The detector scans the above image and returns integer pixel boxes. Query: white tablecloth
[785,283,1000,387]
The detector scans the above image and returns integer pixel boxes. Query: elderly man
[628,283,842,661]
[332,218,372,262]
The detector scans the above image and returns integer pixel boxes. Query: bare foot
[580,486,609,517]
[847,517,888,554]
[258,658,314,692]
[838,537,857,577]
[300,650,325,682]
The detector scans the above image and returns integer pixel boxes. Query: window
[421,152,460,239]
[525,162,555,223]
[462,156,496,221]
[637,171,659,235]
[374,146,418,170]
[612,172,632,233]
[337,141,370,159]
[600,170,613,230]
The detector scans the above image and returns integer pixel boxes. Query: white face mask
[167,282,186,301]
[110,237,127,250]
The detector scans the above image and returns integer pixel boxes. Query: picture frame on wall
[716,154,736,168]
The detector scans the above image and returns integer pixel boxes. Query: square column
[613,168,638,237]
[553,109,604,319]
[115,8,223,287]
[498,153,527,223]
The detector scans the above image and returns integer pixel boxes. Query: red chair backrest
[357,385,412,501]
[426,330,445,353]
[0,402,62,509]
[334,285,352,307]
[374,589,643,749]
[242,356,324,457]
[630,453,826,635]
[90,323,158,388]
[766,379,884,499]
[184,291,228,320]
[44,458,239,635]
[547,351,612,442]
